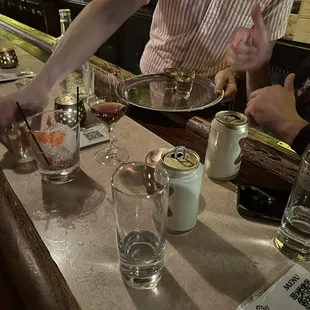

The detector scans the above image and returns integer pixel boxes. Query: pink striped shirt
[140,0,293,77]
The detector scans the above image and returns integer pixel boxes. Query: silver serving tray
[117,73,224,112]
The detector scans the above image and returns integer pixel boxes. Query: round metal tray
[117,73,224,112]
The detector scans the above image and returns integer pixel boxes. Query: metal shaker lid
[54,94,79,106]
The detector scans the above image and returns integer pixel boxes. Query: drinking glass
[88,66,129,165]
[112,162,169,290]
[6,123,34,164]
[59,62,90,99]
[26,110,80,184]
[275,148,310,261]
[6,76,35,164]
[164,67,177,92]
[176,68,195,100]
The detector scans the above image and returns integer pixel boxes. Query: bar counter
[0,15,303,310]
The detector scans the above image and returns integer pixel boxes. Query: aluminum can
[158,146,203,233]
[205,111,248,180]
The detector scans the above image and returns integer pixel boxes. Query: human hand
[0,84,48,149]
[214,67,238,99]
[245,74,308,144]
[226,3,273,72]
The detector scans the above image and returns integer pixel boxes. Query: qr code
[290,279,310,309]
[83,130,104,141]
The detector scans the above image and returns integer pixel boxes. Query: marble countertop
[0,36,295,310]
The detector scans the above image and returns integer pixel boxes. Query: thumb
[251,3,265,33]
[284,73,295,93]
[214,80,225,95]
[214,74,226,93]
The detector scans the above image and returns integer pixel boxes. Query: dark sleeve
[291,124,310,156]
[294,56,310,89]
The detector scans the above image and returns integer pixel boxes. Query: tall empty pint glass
[275,149,310,261]
[112,162,169,289]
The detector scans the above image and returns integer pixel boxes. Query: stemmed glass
[88,66,129,165]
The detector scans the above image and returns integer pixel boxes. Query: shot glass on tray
[164,67,178,92]
[176,68,195,100]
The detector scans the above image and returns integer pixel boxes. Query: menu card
[238,264,310,310]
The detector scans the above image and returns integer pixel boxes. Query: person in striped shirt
[0,0,292,147]
[141,0,293,98]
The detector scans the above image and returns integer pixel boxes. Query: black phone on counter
[237,185,291,223]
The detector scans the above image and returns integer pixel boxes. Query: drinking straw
[15,102,51,169]
[76,86,79,124]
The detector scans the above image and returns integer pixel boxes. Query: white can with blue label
[158,146,203,233]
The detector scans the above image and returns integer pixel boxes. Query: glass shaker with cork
[6,77,34,163]
[52,9,90,98]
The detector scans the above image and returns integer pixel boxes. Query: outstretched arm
[33,0,148,92]
[0,0,148,149]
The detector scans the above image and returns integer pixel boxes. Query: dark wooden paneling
[0,0,5,14]
[4,0,47,33]
[95,34,120,67]
[59,0,121,66]
[271,41,310,85]
[41,0,61,37]
[119,12,152,74]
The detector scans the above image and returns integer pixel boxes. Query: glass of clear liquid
[164,67,177,92]
[6,77,35,164]
[176,68,195,100]
[112,162,169,290]
[275,149,310,261]
[26,110,80,184]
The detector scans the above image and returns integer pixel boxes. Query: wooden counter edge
[0,168,81,310]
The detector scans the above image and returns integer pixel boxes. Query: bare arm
[31,0,147,92]
[245,0,294,96]
[246,61,272,98]
[245,40,275,98]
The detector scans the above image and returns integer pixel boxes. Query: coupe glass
[88,66,129,165]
